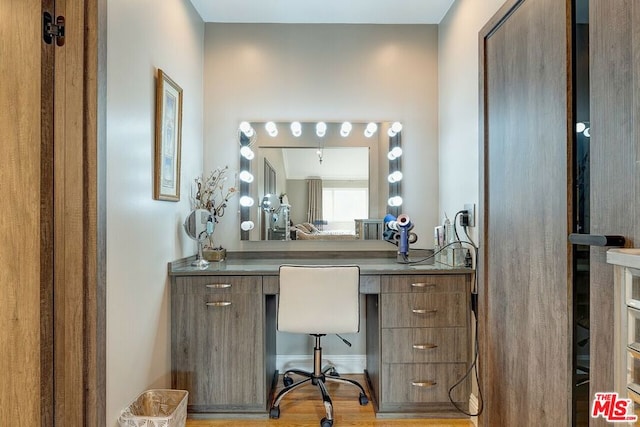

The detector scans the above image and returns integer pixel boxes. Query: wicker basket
[203,248,226,261]
[118,389,188,427]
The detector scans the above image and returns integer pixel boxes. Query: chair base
[269,335,369,426]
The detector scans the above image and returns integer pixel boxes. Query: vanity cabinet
[366,274,471,415]
[171,275,266,413]
[169,258,472,418]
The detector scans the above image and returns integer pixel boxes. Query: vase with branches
[191,166,237,250]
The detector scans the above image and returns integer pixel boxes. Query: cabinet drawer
[262,274,381,295]
[174,275,261,294]
[382,274,466,294]
[381,292,466,328]
[382,327,467,363]
[382,363,468,404]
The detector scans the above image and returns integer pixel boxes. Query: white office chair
[269,265,369,427]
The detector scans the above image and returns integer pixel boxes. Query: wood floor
[186,375,472,427]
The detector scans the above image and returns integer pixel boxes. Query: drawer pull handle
[411,380,437,388]
[413,343,438,350]
[206,301,232,307]
[206,283,232,289]
[411,282,435,288]
[412,309,438,315]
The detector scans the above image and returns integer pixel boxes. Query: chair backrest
[278,265,360,334]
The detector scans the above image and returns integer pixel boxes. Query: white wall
[106,1,204,425]
[438,1,505,417]
[438,0,505,247]
[202,24,440,250]
[438,0,505,244]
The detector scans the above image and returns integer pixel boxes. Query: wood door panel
[480,0,572,425]
[1,0,46,425]
[589,3,640,426]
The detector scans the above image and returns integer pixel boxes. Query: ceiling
[189,0,456,24]
[281,147,369,181]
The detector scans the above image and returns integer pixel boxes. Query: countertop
[168,255,472,276]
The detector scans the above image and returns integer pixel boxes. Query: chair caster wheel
[328,368,340,377]
[359,393,369,405]
[269,406,280,419]
[320,417,333,427]
[283,376,294,387]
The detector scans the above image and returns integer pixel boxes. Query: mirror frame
[238,121,402,242]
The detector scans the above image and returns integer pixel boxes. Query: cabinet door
[173,281,264,411]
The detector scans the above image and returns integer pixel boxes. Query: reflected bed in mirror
[238,121,402,242]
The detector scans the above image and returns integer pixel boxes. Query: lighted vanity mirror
[239,121,402,242]
[183,208,214,268]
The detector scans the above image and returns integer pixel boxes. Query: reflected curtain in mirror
[307,178,323,224]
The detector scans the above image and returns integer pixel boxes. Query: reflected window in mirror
[238,121,402,242]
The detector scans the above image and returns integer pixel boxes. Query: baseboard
[469,393,479,426]
[276,354,366,374]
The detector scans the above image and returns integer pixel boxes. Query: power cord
[448,308,483,417]
[448,225,482,417]
[397,219,484,417]
[395,240,473,265]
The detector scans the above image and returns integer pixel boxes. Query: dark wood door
[479,0,573,425]
[589,2,640,426]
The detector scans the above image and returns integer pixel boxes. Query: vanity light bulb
[391,122,403,133]
[340,122,352,137]
[240,146,255,160]
[265,121,278,137]
[316,122,327,137]
[239,121,254,138]
[239,170,254,183]
[388,196,403,207]
[576,122,586,133]
[364,122,378,138]
[290,121,302,137]
[388,128,397,137]
[584,127,590,138]
[239,196,255,207]
[387,146,403,160]
[388,171,403,183]
[240,221,255,231]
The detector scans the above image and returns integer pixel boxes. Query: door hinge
[43,12,65,46]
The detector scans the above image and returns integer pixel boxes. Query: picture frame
[154,69,183,201]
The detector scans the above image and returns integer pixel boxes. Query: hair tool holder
[383,214,418,261]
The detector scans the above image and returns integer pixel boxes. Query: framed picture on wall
[153,69,183,201]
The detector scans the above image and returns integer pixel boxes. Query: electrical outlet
[463,203,476,227]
